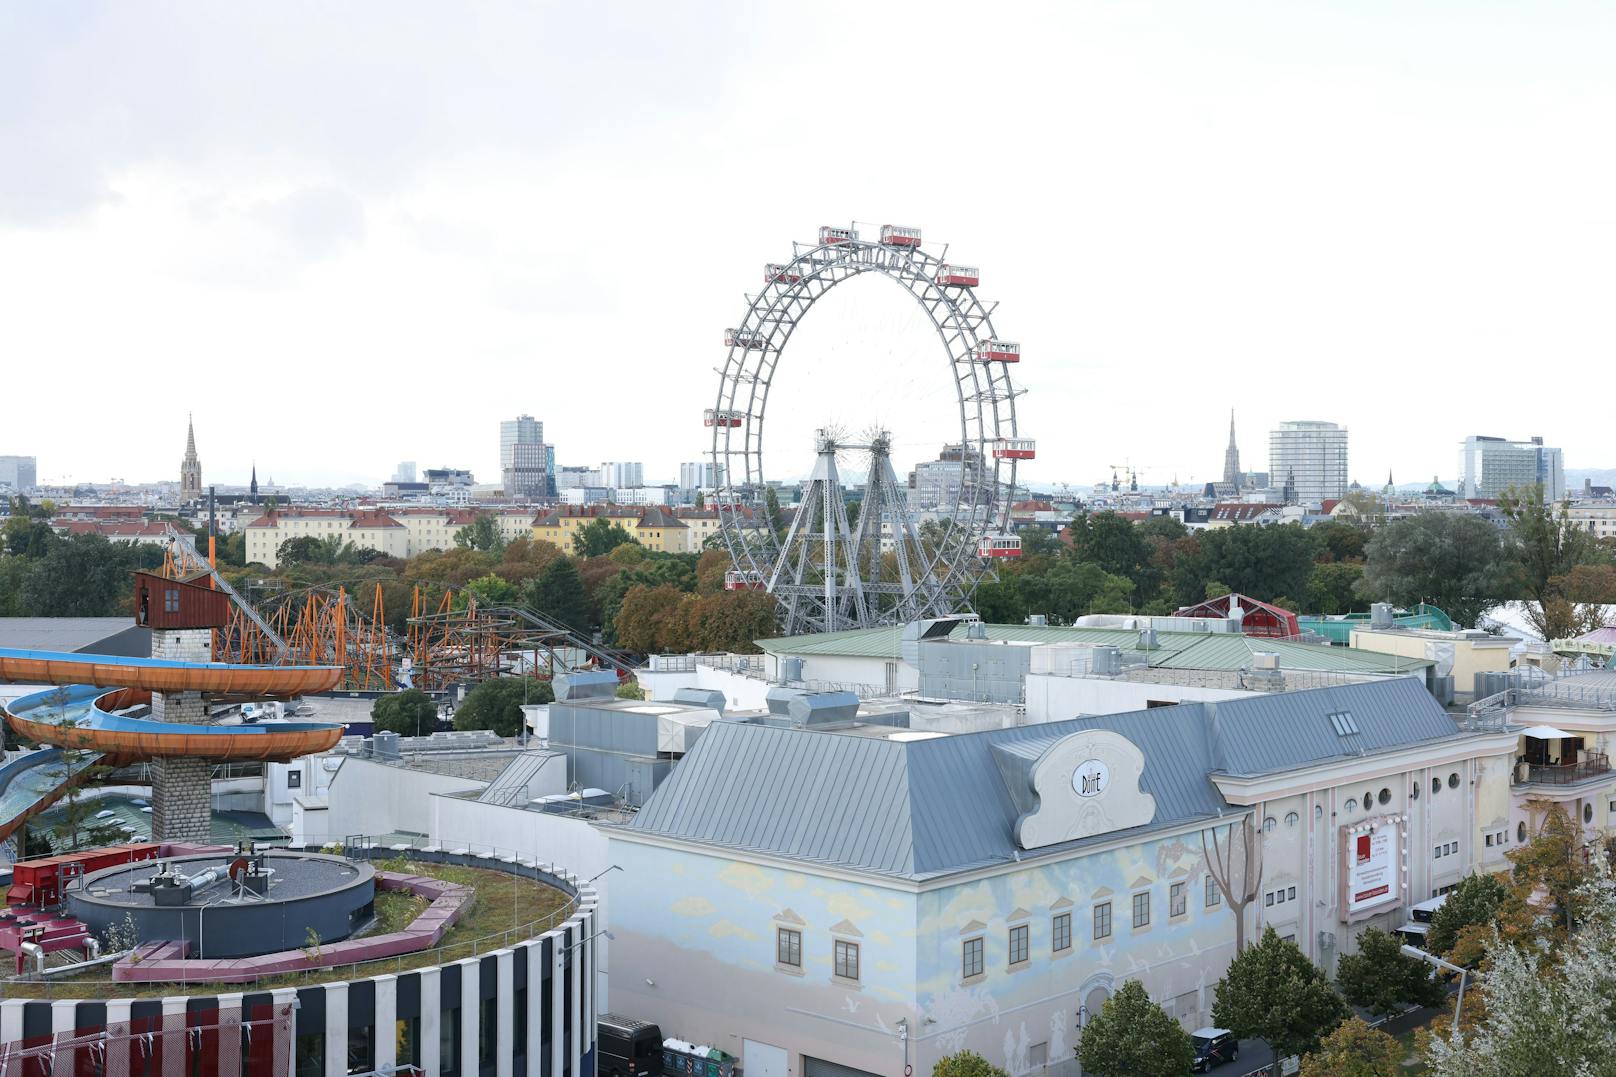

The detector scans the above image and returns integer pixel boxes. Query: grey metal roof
[625,679,1468,881]
[1207,677,1459,777]
[0,618,149,656]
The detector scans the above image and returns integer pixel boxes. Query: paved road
[1208,1003,1443,1076]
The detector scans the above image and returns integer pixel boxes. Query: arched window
[1285,811,1299,828]
[1314,804,1324,821]
[1518,821,1527,843]
[1345,798,1358,814]
[1262,816,1277,833]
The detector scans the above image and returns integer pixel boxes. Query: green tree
[1212,925,1348,1073]
[1306,561,1364,615]
[1501,485,1612,640]
[1310,520,1371,564]
[572,517,638,558]
[526,558,592,631]
[4,514,59,558]
[1066,511,1158,597]
[1076,979,1194,1076]
[1426,871,1511,959]
[462,573,518,608]
[19,534,157,616]
[1335,927,1445,1016]
[454,677,554,737]
[453,513,505,555]
[931,1050,1007,1077]
[763,486,787,543]
[1300,1017,1403,1077]
[371,689,439,737]
[1198,524,1319,603]
[1018,527,1062,558]
[1016,560,1134,621]
[1359,512,1512,629]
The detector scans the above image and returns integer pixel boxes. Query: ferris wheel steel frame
[711,225,1025,636]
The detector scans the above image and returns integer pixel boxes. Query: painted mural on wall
[611,826,1243,1077]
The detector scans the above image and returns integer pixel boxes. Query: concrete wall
[1349,629,1512,701]
[1024,674,1247,723]
[323,757,485,839]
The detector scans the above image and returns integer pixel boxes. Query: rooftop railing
[1517,752,1612,786]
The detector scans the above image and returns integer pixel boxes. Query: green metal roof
[758,623,1434,675]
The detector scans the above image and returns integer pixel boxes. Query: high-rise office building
[599,462,644,489]
[1459,435,1564,502]
[679,461,724,489]
[1268,421,1348,505]
[394,461,417,484]
[0,456,37,491]
[500,415,548,499]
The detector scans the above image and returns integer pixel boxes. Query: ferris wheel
[709,223,1035,636]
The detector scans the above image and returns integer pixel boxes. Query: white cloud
[1,2,1614,488]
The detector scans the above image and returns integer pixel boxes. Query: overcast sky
[3,2,1613,491]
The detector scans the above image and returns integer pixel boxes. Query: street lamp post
[1400,944,1470,1034]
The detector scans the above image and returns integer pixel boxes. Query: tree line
[6,487,1613,643]
[980,485,1616,635]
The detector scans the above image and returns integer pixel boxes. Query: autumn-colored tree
[615,584,690,653]
[695,548,729,595]
[1301,1018,1402,1077]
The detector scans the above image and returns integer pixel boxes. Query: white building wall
[1024,674,1248,723]
[323,757,486,838]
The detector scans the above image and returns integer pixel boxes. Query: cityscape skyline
[5,6,1616,489]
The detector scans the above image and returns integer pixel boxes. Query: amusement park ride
[160,529,633,692]
[710,222,1035,635]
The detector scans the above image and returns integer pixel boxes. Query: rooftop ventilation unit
[555,670,620,701]
[1090,646,1124,676]
[1370,603,1394,630]
[766,687,860,727]
[1252,652,1281,671]
[671,688,727,714]
[1027,614,1048,627]
[372,731,400,760]
[966,622,988,640]
[1138,628,1159,651]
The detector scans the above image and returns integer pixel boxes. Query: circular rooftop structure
[66,851,374,959]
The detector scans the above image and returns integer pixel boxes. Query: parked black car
[1190,1027,1239,1072]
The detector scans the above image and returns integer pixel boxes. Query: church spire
[1222,408,1241,487]
[180,413,202,503]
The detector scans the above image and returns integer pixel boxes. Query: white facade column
[496,951,514,1077]
[419,967,441,1076]
[213,992,243,1074]
[460,958,480,1076]
[570,927,582,1077]
[0,999,25,1046]
[271,989,298,1077]
[550,934,564,1077]
[526,943,543,1066]
[374,975,397,1072]
[161,997,188,1077]
[324,983,348,1077]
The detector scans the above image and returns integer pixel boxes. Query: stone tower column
[150,629,215,842]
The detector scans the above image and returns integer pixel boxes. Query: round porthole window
[1448,773,1460,789]
[1345,798,1358,813]
[1432,778,1441,796]
[1379,788,1391,806]
[1586,803,1595,825]
[1363,790,1374,811]
[1411,783,1420,801]
[1314,804,1324,821]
